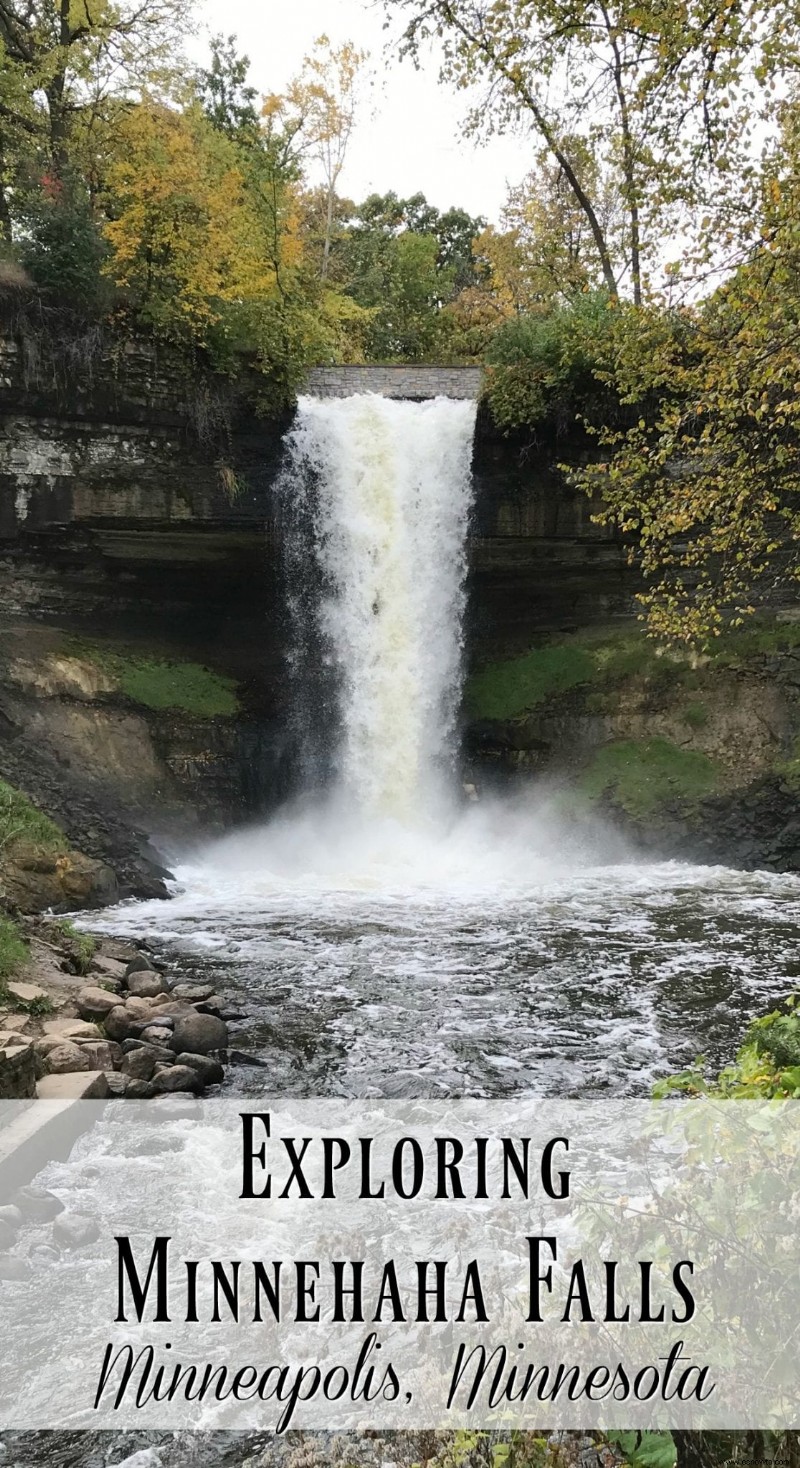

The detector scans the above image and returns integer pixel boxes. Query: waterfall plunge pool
[86,796,800,1101]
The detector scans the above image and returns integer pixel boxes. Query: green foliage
[467,644,596,719]
[0,781,66,853]
[15,175,109,313]
[576,738,719,817]
[466,627,686,721]
[484,292,621,432]
[610,1434,676,1468]
[71,643,240,716]
[0,917,29,983]
[49,919,97,977]
[655,996,800,1099]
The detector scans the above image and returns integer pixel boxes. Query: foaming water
[282,394,476,818]
[91,796,800,1101]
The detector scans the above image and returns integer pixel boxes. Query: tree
[575,105,800,643]
[386,0,800,305]
[264,35,369,278]
[0,0,188,183]
[196,34,259,141]
[102,101,275,343]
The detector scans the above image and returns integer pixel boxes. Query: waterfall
[281,393,477,821]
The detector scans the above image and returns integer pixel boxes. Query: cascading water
[281,393,477,820]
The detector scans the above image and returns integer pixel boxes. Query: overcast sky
[194,0,533,221]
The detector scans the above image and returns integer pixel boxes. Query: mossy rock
[64,640,240,716]
[576,738,721,818]
[0,781,66,854]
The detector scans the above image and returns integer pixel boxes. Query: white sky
[194,0,534,222]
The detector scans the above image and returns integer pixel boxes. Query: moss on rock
[65,640,240,716]
[576,738,721,818]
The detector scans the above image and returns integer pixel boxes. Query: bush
[484,291,621,433]
[16,174,110,315]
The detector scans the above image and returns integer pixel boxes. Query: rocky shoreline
[0,917,241,1104]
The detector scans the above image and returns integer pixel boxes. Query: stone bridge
[304,364,483,400]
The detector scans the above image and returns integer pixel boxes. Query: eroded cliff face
[1,334,798,876]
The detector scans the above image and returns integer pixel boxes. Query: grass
[0,916,29,984]
[0,780,67,854]
[49,918,97,976]
[466,629,683,721]
[65,640,240,716]
[683,702,709,729]
[466,615,800,723]
[576,738,720,818]
[467,644,596,719]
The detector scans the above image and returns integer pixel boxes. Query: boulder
[43,1042,90,1075]
[103,1006,132,1042]
[13,1186,64,1222]
[125,955,156,977]
[169,1013,228,1056]
[172,983,215,1002]
[53,1214,100,1249]
[176,1052,224,1087]
[152,1065,203,1095]
[36,1071,109,1100]
[121,1049,157,1082]
[77,987,119,1021]
[44,1019,102,1041]
[125,1079,156,1099]
[6,982,48,1008]
[0,842,118,914]
[126,972,169,999]
[90,955,128,984]
[0,1041,36,1099]
[76,1040,122,1071]
[139,1025,174,1048]
[105,1072,128,1096]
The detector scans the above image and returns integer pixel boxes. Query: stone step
[36,1071,109,1100]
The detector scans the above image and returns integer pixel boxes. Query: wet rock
[176,1052,224,1087]
[76,1039,122,1071]
[226,1049,271,1068]
[172,983,215,1002]
[105,1072,129,1096]
[127,971,169,999]
[121,1049,157,1082]
[125,955,155,977]
[13,1185,63,1222]
[43,1042,90,1075]
[125,1079,156,1099]
[0,1255,29,1281]
[29,1243,60,1265]
[152,1064,203,1094]
[0,1207,22,1229]
[169,1012,228,1055]
[103,1005,132,1042]
[53,1214,100,1249]
[77,986,120,1021]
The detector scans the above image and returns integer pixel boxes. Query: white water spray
[284,393,477,819]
